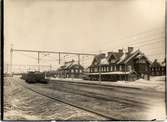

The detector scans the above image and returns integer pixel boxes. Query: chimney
[107,52,112,56]
[118,49,123,54]
[128,47,134,54]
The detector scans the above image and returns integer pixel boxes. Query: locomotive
[21,71,48,83]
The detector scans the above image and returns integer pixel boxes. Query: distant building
[150,59,166,76]
[56,60,84,78]
[87,47,151,81]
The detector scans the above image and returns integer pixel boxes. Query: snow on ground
[49,76,165,92]
[4,77,105,120]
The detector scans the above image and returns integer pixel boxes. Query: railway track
[46,79,161,106]
[43,83,150,108]
[49,79,163,96]
[17,81,118,120]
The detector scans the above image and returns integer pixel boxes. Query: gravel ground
[4,77,105,120]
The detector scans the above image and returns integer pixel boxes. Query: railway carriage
[21,71,48,83]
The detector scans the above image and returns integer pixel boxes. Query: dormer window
[94,62,98,65]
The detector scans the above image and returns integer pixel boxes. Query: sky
[4,0,165,72]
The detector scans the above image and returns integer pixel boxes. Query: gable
[127,52,151,64]
[70,64,84,69]
[135,57,148,64]
[151,61,161,67]
[108,54,117,63]
[92,58,99,65]
[123,50,141,64]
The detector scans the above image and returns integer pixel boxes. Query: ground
[4,75,166,120]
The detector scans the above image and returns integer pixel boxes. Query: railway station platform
[48,76,165,92]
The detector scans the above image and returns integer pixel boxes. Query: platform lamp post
[99,64,101,84]
[123,48,127,81]
[98,50,102,84]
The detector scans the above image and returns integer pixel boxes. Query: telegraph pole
[78,54,80,64]
[37,51,40,71]
[50,64,52,71]
[98,50,102,83]
[99,64,101,83]
[10,44,13,75]
[58,52,61,64]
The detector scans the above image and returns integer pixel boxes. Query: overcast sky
[4,0,165,70]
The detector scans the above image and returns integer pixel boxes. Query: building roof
[107,52,123,61]
[57,60,84,70]
[91,53,106,66]
[118,50,140,64]
[151,59,165,67]
[85,71,131,75]
[90,47,150,66]
[100,58,109,65]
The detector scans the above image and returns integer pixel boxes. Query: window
[111,66,113,71]
[114,66,117,71]
[92,68,94,72]
[71,69,74,73]
[119,65,122,71]
[128,65,132,71]
[89,68,91,73]
[101,67,103,72]
[104,67,106,72]
[75,69,78,73]
[94,67,97,72]
[139,59,146,63]
[107,67,109,72]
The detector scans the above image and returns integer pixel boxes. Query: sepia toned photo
[3,0,166,120]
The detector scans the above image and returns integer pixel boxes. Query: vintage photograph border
[1,0,166,121]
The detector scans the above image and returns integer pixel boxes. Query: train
[21,71,48,84]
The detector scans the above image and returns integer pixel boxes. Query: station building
[150,59,166,76]
[87,47,151,81]
[56,60,84,78]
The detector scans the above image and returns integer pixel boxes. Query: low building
[87,47,151,81]
[56,60,84,78]
[150,59,166,76]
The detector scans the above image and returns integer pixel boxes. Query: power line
[131,40,164,47]
[17,52,38,60]
[128,36,164,45]
[104,27,164,44]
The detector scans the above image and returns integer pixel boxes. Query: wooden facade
[150,59,166,76]
[56,60,84,78]
[87,47,151,81]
